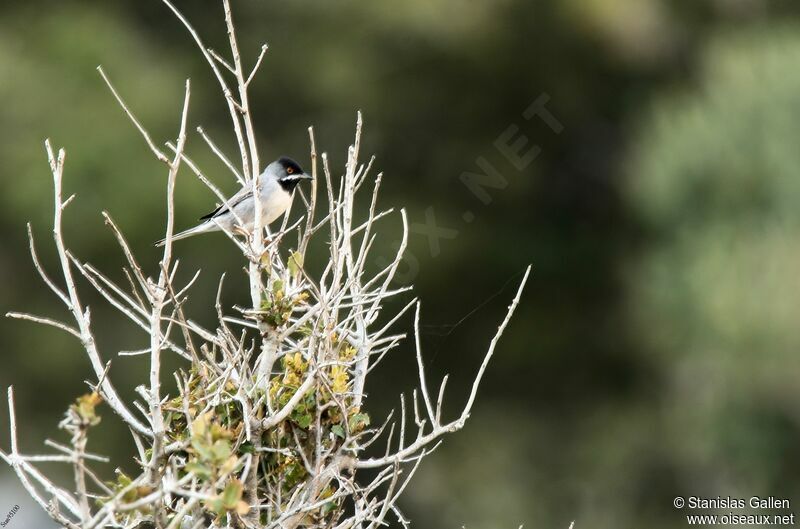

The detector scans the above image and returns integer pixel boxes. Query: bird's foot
[233,225,250,238]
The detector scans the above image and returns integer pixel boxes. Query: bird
[156,156,311,246]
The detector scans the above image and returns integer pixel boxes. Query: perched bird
[156,156,311,246]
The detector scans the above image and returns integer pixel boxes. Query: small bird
[156,156,311,246]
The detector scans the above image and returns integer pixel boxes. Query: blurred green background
[2,0,800,527]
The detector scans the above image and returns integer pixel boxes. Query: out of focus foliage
[628,25,800,497]
[2,1,800,528]
[0,4,190,454]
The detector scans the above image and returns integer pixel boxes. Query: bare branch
[160,0,251,179]
[5,5,531,528]
[245,44,269,87]
[97,66,170,164]
[5,312,81,338]
[44,140,151,438]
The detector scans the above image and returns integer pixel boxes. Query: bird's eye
[287,167,294,174]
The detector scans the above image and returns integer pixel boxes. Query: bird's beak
[300,173,313,180]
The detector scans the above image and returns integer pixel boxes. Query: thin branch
[356,266,532,469]
[196,126,245,184]
[413,302,436,424]
[45,140,151,437]
[97,66,170,164]
[160,0,251,179]
[5,312,81,338]
[245,44,269,87]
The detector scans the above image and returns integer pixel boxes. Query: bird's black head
[273,156,311,191]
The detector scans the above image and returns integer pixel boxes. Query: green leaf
[114,470,132,489]
[191,413,210,437]
[294,412,313,429]
[185,462,212,480]
[210,423,233,441]
[211,439,232,463]
[331,424,345,439]
[73,392,103,426]
[349,412,370,432]
[191,438,213,461]
[221,480,243,510]
[288,251,304,277]
[205,496,225,516]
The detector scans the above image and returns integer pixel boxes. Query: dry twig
[2,3,531,529]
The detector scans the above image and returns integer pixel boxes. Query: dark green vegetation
[2,1,800,527]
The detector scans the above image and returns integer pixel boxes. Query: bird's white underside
[156,160,302,246]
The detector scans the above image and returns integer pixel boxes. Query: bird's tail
[154,223,213,247]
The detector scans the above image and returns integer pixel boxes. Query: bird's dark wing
[199,206,223,220]
[199,191,252,220]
